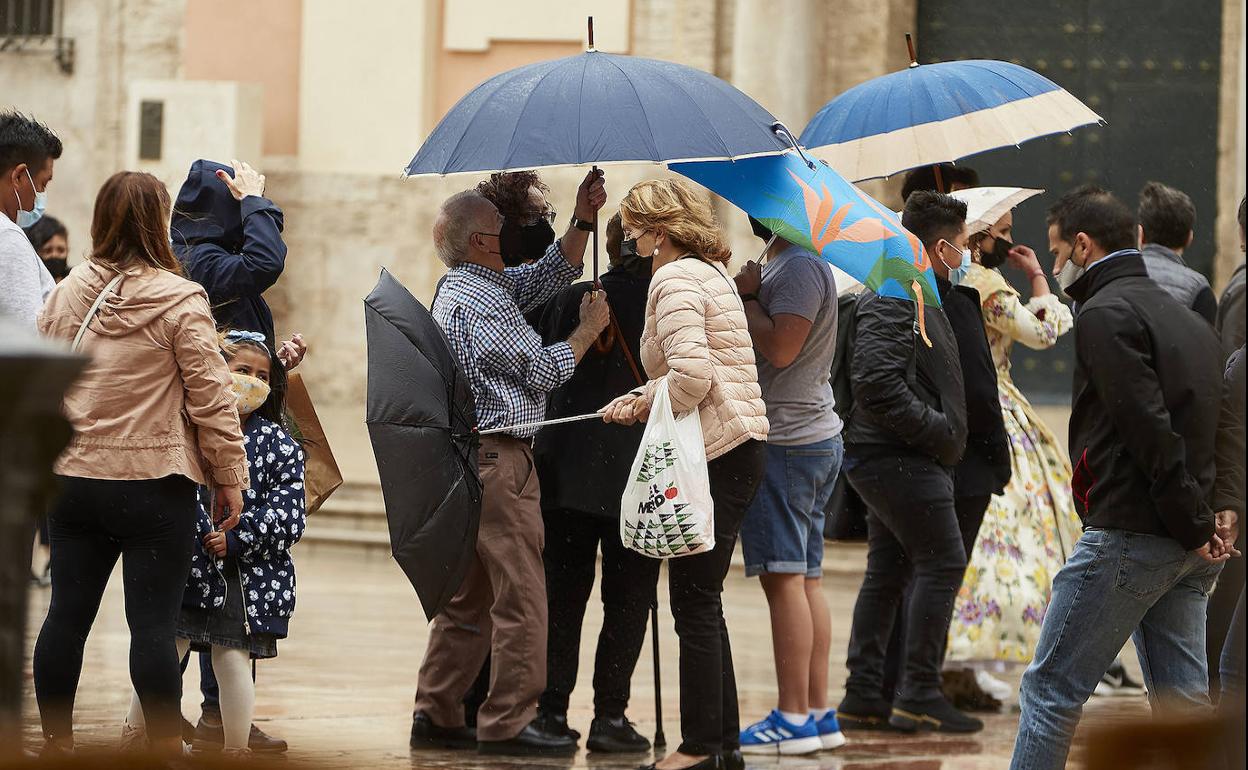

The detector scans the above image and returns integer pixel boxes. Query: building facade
[3,0,1244,484]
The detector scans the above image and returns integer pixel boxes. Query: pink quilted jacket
[639,256,768,460]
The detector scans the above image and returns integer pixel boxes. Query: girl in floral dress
[942,206,1083,697]
[123,330,306,755]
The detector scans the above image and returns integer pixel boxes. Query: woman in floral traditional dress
[942,201,1083,698]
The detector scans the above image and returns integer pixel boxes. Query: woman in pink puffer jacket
[603,179,768,770]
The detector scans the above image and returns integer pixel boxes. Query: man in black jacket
[1010,186,1233,770]
[1214,347,1245,717]
[878,192,1012,712]
[837,192,978,734]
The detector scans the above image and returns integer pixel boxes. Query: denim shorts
[740,435,843,578]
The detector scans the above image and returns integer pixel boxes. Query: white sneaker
[975,670,1015,702]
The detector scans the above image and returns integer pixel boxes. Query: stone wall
[1,0,187,255]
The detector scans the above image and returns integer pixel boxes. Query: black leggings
[34,475,197,743]
[671,439,766,756]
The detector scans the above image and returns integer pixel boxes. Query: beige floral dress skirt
[945,264,1085,664]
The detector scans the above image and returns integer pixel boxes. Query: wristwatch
[740,293,759,303]
[570,215,595,232]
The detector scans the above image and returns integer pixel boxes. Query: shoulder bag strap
[72,273,124,351]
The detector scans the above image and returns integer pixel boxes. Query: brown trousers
[413,436,547,741]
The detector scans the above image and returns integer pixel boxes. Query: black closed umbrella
[364,269,481,620]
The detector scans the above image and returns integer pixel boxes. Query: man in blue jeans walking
[734,219,846,755]
[1010,185,1237,770]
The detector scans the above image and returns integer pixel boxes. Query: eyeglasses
[520,207,557,227]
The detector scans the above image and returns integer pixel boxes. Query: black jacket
[1213,346,1245,517]
[940,278,1011,498]
[172,160,288,345]
[532,265,650,517]
[846,291,968,468]
[1066,253,1223,550]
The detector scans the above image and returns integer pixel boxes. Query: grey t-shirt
[755,244,842,445]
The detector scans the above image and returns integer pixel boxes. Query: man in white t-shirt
[0,112,62,329]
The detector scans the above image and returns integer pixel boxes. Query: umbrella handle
[770,122,815,170]
[592,164,600,283]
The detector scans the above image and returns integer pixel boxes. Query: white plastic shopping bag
[620,379,715,558]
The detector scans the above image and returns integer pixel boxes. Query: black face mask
[42,257,69,280]
[980,235,1013,270]
[500,219,556,267]
[616,237,653,276]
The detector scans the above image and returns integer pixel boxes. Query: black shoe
[180,716,197,744]
[478,720,578,756]
[836,693,894,731]
[638,756,721,770]
[587,715,650,753]
[533,710,582,741]
[889,696,984,733]
[721,748,745,770]
[192,713,289,753]
[941,669,1003,713]
[410,711,477,750]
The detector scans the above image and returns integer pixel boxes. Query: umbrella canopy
[364,269,481,620]
[950,186,1045,234]
[404,50,789,177]
[800,59,1103,182]
[672,152,940,308]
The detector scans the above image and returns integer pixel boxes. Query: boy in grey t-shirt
[734,219,846,755]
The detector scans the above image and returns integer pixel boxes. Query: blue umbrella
[404,50,788,177]
[800,58,1102,182]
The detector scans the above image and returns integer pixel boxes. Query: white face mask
[1057,260,1085,294]
[1056,241,1088,296]
[14,168,46,228]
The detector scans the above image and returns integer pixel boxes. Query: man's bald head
[433,190,500,267]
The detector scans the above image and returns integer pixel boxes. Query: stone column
[0,324,84,756]
[1214,0,1245,291]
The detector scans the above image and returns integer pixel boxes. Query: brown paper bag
[284,373,343,514]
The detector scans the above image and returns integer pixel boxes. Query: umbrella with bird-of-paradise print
[671,140,942,343]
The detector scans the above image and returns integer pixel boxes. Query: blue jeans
[1011,528,1222,770]
[740,436,843,578]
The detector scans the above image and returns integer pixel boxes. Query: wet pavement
[18,541,1151,768]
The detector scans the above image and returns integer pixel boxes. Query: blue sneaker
[738,710,822,755]
[814,709,847,750]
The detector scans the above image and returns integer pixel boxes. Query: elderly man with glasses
[410,173,610,758]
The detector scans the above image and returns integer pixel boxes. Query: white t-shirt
[0,211,56,330]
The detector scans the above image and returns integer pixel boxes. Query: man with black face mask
[477,171,600,269]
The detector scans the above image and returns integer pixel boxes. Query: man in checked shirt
[412,171,612,757]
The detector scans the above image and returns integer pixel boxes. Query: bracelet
[1028,270,1046,280]
[740,293,758,303]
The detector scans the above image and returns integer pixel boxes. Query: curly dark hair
[476,171,550,221]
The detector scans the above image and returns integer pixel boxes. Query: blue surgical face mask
[942,239,972,286]
[15,168,46,228]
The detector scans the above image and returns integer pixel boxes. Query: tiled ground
[17,541,1152,769]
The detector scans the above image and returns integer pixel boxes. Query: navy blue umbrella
[404,50,788,177]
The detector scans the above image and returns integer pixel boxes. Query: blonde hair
[619,179,731,265]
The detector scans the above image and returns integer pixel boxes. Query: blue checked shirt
[432,241,581,438]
